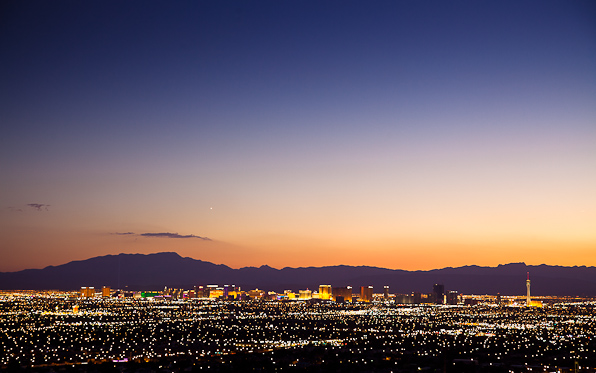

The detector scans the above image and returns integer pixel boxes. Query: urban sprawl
[1,278,595,372]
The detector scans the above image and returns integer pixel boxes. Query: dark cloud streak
[111,231,211,241]
[27,203,50,211]
[140,232,211,240]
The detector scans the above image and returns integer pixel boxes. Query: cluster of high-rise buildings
[80,286,110,298]
[78,283,460,304]
[78,274,541,306]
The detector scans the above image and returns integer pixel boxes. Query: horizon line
[1,251,592,274]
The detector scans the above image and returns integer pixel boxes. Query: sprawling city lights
[1,288,594,372]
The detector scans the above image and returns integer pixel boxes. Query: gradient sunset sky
[1,1,595,272]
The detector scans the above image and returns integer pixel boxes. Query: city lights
[1,287,594,372]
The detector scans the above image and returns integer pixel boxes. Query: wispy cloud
[6,207,23,212]
[140,232,211,240]
[27,203,50,211]
[111,231,211,241]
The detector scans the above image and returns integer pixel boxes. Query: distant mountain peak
[1,253,594,295]
[498,262,527,267]
[119,252,181,257]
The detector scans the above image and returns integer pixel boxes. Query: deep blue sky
[1,1,595,271]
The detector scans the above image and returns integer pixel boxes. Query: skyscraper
[446,290,459,305]
[433,284,444,305]
[332,286,352,303]
[319,285,331,300]
[80,287,95,298]
[299,290,312,299]
[383,285,389,300]
[194,285,205,298]
[360,286,373,302]
[526,272,531,306]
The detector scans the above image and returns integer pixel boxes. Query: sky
[1,0,595,272]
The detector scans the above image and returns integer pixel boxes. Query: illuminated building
[383,285,389,300]
[194,285,211,298]
[332,286,352,303]
[433,284,444,304]
[526,272,531,306]
[248,289,265,299]
[102,286,110,297]
[360,286,373,302]
[229,285,241,300]
[80,287,95,298]
[209,288,224,298]
[319,285,331,300]
[165,288,183,299]
[299,290,312,299]
[446,290,459,305]
[207,285,218,298]
[284,290,297,299]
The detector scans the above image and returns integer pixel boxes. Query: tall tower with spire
[526,272,531,306]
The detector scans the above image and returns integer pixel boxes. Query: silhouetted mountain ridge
[0,252,594,295]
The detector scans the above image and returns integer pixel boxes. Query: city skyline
[3,252,595,297]
[2,1,595,272]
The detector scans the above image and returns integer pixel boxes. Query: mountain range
[1,252,595,296]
